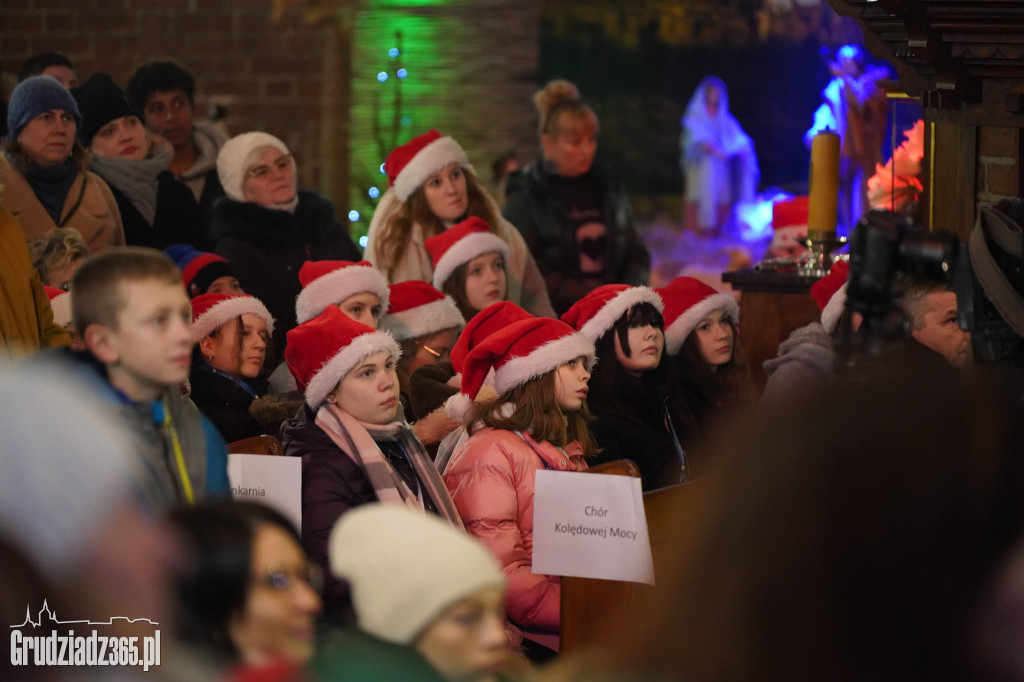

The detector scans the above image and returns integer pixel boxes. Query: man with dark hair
[126,61,226,246]
[18,52,78,89]
[892,272,971,369]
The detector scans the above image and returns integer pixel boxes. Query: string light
[359,235,369,248]
[377,72,388,82]
[388,47,400,58]
[348,210,360,222]
[397,68,408,79]
[368,187,380,199]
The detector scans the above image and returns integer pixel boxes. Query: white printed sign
[532,470,654,584]
[227,454,302,531]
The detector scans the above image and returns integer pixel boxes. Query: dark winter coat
[194,168,225,250]
[587,369,687,491]
[503,160,650,315]
[281,405,434,625]
[188,365,267,444]
[211,190,361,368]
[109,170,203,249]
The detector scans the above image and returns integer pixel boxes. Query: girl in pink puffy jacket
[442,316,596,653]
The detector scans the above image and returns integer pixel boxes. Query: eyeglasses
[254,563,323,593]
[416,341,450,360]
[247,154,294,180]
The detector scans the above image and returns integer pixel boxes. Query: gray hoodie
[179,120,228,202]
[761,321,837,406]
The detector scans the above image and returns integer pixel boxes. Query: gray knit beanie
[7,75,84,143]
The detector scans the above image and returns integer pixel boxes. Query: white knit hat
[217,131,292,202]
[329,504,505,645]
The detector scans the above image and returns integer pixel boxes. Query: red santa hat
[810,259,850,334]
[560,284,664,343]
[450,301,534,374]
[446,317,595,421]
[285,306,401,409]
[43,286,72,329]
[379,281,465,342]
[191,293,275,343]
[657,277,740,356]
[385,129,473,203]
[772,195,809,251]
[295,260,391,325]
[425,217,509,290]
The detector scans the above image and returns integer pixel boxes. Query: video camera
[842,205,1024,365]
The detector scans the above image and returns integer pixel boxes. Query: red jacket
[444,427,587,630]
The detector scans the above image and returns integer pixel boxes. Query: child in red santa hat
[425,216,511,320]
[562,283,694,488]
[363,129,554,317]
[280,305,463,623]
[189,292,275,442]
[658,276,755,411]
[443,316,595,653]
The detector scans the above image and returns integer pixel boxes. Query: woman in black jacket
[188,293,274,443]
[211,131,361,368]
[72,73,202,249]
[503,79,650,315]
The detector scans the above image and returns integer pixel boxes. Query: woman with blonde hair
[503,79,650,315]
[364,129,555,318]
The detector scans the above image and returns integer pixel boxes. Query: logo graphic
[10,601,161,671]
[11,600,160,629]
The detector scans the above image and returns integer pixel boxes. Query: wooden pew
[560,479,701,653]
[227,434,283,456]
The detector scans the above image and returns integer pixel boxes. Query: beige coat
[365,187,556,318]
[0,153,124,253]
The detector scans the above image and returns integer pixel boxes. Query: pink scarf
[315,403,463,527]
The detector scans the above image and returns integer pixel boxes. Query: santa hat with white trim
[295,260,391,325]
[425,216,510,290]
[657,277,740,357]
[560,284,664,343]
[447,317,595,423]
[191,293,275,344]
[386,129,473,203]
[286,306,401,409]
[379,281,465,341]
[450,301,533,374]
[43,286,72,329]
[810,259,850,334]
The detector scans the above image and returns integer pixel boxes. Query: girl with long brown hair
[443,317,595,655]
[364,129,555,318]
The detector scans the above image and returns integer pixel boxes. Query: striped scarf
[315,403,463,528]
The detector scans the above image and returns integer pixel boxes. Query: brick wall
[1,0,542,234]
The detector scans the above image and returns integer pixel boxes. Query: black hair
[588,302,716,465]
[168,500,301,662]
[125,61,196,110]
[18,52,74,83]
[614,302,665,358]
